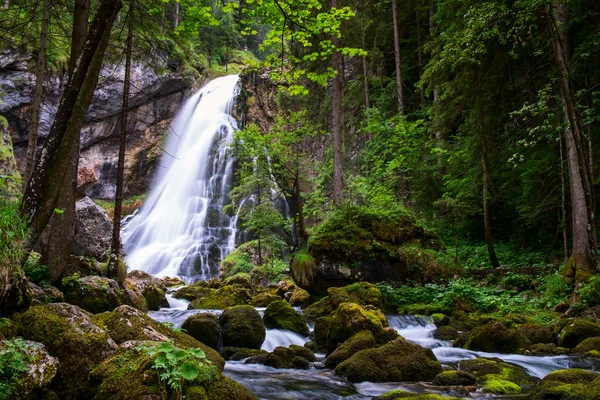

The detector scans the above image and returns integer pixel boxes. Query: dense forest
[2,0,600,399]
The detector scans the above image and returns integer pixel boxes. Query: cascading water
[122,75,242,282]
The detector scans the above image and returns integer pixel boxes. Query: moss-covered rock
[304,282,383,320]
[173,281,212,301]
[0,270,33,317]
[245,345,316,369]
[187,374,259,400]
[375,391,459,400]
[482,378,522,394]
[223,273,253,288]
[181,313,221,350]
[325,330,376,369]
[531,369,600,400]
[463,321,530,353]
[188,285,251,309]
[125,270,168,310]
[220,347,268,361]
[101,305,224,370]
[433,326,460,341]
[431,370,477,386]
[334,338,442,383]
[520,324,554,345]
[289,288,310,307]
[220,305,265,349]
[458,358,538,387]
[324,302,389,354]
[251,292,282,307]
[18,303,117,398]
[573,336,600,354]
[263,300,309,336]
[62,275,129,314]
[0,339,59,399]
[0,115,21,194]
[559,319,600,348]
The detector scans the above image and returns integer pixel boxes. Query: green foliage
[0,339,36,398]
[291,251,316,287]
[0,191,26,271]
[22,257,50,287]
[136,342,216,397]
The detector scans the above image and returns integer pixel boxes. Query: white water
[122,76,242,282]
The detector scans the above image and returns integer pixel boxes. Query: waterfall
[122,75,241,282]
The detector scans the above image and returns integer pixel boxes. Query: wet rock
[220,347,268,361]
[126,270,168,310]
[520,324,554,345]
[245,345,316,369]
[0,339,59,399]
[251,292,282,307]
[482,378,522,395]
[220,305,265,349]
[187,285,251,309]
[18,303,117,398]
[73,197,113,261]
[263,300,309,336]
[334,338,442,383]
[432,370,477,386]
[325,330,376,369]
[304,282,383,320]
[531,368,600,400]
[573,336,600,354]
[559,319,600,348]
[181,313,221,349]
[432,313,450,327]
[459,358,538,388]
[62,275,128,314]
[433,326,460,341]
[289,288,310,307]
[375,391,459,399]
[463,321,530,353]
[223,272,252,288]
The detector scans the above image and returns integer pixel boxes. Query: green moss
[291,252,316,287]
[482,378,521,394]
[182,313,221,349]
[289,288,311,307]
[325,330,376,369]
[263,300,309,336]
[324,302,389,353]
[431,370,476,386]
[251,292,282,307]
[520,323,554,345]
[433,326,460,341]
[376,391,459,400]
[560,319,600,348]
[188,285,251,309]
[304,282,383,320]
[223,272,252,287]
[463,321,530,353]
[335,338,442,383]
[458,358,538,387]
[220,305,265,349]
[246,345,316,370]
[61,275,127,314]
[173,281,212,301]
[531,369,600,400]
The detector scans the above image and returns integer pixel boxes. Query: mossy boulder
[90,341,257,400]
[0,339,59,399]
[531,369,600,400]
[173,281,212,301]
[334,338,442,383]
[375,391,459,400]
[62,275,129,314]
[573,336,600,354]
[289,288,310,307]
[433,326,460,341]
[325,330,376,369]
[223,273,253,288]
[28,282,64,305]
[520,324,554,345]
[220,347,268,361]
[251,292,282,307]
[432,371,477,386]
[220,305,265,349]
[304,282,383,320]
[0,270,33,317]
[325,302,390,354]
[263,300,309,336]
[458,358,538,387]
[18,303,117,398]
[188,285,251,309]
[559,319,600,348]
[463,321,530,353]
[125,270,168,310]
[0,115,21,194]
[245,345,316,369]
[100,305,224,370]
[181,313,221,350]
[482,378,522,394]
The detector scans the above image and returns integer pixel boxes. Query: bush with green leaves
[136,342,217,398]
[0,339,35,398]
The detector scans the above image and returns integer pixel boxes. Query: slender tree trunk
[294,177,308,243]
[392,0,405,114]
[416,8,424,107]
[559,130,569,262]
[430,1,444,182]
[331,0,344,206]
[550,0,596,283]
[108,0,134,283]
[19,0,123,264]
[174,0,179,29]
[69,0,90,76]
[477,67,500,269]
[361,34,370,109]
[23,0,50,191]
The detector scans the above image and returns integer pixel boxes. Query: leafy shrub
[0,339,35,398]
[576,275,600,308]
[291,252,316,287]
[22,257,50,287]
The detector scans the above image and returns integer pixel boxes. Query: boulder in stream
[432,370,477,386]
[62,275,129,314]
[245,345,316,370]
[531,368,600,400]
[220,305,265,349]
[463,320,530,353]
[559,319,600,348]
[263,300,309,336]
[458,357,538,389]
[181,313,221,349]
[325,330,376,369]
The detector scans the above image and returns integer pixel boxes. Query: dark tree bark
[23,0,50,191]
[69,0,90,76]
[108,0,134,283]
[174,0,179,29]
[392,0,405,114]
[416,7,424,107]
[430,1,444,182]
[477,67,500,269]
[19,0,123,265]
[559,130,569,263]
[331,0,344,206]
[550,0,596,283]
[362,34,370,109]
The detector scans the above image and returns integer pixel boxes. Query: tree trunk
[69,0,90,76]
[361,34,370,109]
[107,0,134,283]
[559,130,569,263]
[430,1,444,182]
[19,0,123,264]
[550,0,596,283]
[477,67,500,269]
[4,0,8,9]
[416,7,424,107]
[22,0,50,191]
[174,0,179,29]
[392,0,405,114]
[331,0,344,206]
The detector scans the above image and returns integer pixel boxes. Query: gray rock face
[0,50,191,199]
[74,197,113,260]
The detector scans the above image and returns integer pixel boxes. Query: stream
[148,295,600,399]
